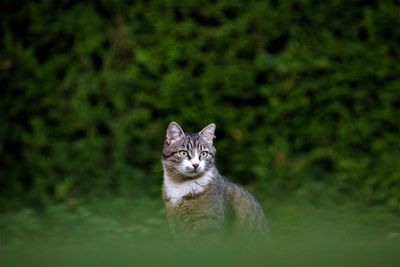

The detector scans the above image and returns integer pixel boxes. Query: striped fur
[162,122,267,238]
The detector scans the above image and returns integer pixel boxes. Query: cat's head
[162,122,216,179]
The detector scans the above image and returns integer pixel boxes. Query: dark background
[1,0,399,213]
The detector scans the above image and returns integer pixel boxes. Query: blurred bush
[0,0,399,211]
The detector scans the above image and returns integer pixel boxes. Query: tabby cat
[162,122,267,238]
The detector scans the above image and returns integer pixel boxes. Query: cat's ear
[166,121,184,145]
[199,123,216,143]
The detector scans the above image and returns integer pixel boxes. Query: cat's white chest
[163,172,212,206]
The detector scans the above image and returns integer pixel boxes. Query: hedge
[1,0,399,211]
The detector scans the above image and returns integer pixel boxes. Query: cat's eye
[178,150,188,157]
[200,151,209,158]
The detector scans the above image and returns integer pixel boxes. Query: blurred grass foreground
[0,0,399,266]
[1,197,399,266]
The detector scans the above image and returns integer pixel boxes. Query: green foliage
[1,0,399,210]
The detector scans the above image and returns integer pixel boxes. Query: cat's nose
[192,163,199,169]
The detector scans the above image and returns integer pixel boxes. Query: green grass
[1,197,399,267]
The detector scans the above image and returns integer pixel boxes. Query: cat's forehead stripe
[181,134,211,151]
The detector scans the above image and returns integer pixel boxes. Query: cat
[162,122,267,238]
